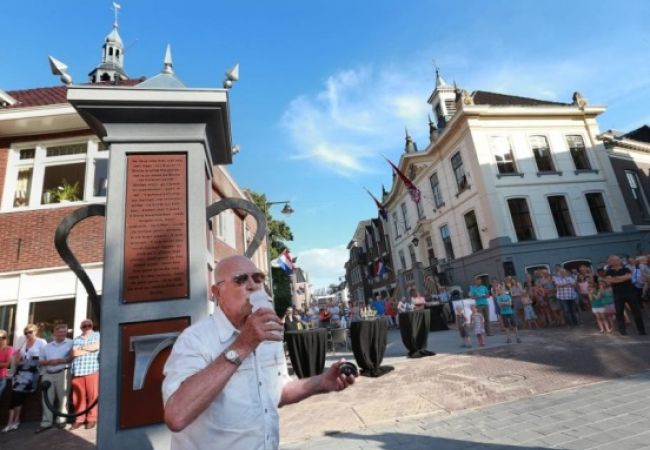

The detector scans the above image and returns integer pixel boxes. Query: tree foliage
[247,190,294,259]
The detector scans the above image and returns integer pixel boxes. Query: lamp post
[263,200,294,296]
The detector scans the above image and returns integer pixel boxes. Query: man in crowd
[605,255,646,336]
[36,324,72,433]
[163,255,356,450]
[469,277,492,335]
[70,319,100,429]
[553,268,579,326]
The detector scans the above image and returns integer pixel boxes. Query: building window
[416,199,425,220]
[429,172,444,208]
[392,212,400,238]
[5,140,108,210]
[408,244,418,267]
[585,193,612,233]
[547,195,575,237]
[507,198,536,241]
[625,170,650,219]
[398,249,407,270]
[28,298,75,342]
[425,235,435,261]
[451,152,468,193]
[440,224,455,260]
[529,135,555,172]
[464,210,483,253]
[489,136,517,174]
[401,203,410,230]
[566,135,591,170]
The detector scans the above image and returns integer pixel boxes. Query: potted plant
[47,179,81,203]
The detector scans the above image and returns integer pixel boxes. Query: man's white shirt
[162,306,291,450]
[40,338,72,373]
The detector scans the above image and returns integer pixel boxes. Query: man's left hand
[319,359,357,393]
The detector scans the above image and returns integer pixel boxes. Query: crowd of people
[454,254,648,348]
[0,319,100,434]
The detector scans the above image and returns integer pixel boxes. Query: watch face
[226,349,239,363]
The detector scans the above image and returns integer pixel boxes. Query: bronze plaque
[119,317,190,429]
[124,153,189,302]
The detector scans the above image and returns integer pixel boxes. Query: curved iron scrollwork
[206,198,267,259]
[54,204,106,322]
[41,381,98,419]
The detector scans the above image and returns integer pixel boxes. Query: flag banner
[375,261,386,277]
[277,249,295,274]
[364,187,388,221]
[385,157,421,204]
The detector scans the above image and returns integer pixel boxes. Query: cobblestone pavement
[280,327,650,445]
[281,371,650,450]
[1,326,648,449]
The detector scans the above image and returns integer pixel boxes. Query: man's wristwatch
[224,348,241,366]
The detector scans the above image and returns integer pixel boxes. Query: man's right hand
[235,308,283,353]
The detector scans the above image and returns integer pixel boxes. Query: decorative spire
[436,67,449,89]
[163,44,174,74]
[404,126,418,153]
[382,184,388,200]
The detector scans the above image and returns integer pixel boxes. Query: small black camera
[338,361,358,377]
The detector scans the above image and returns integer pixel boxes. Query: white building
[383,71,644,295]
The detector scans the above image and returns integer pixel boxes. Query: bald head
[215,255,258,284]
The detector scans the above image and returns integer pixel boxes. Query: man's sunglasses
[81,324,92,329]
[24,331,34,335]
[219,272,266,286]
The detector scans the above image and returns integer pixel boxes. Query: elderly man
[36,324,72,433]
[605,255,646,336]
[163,255,356,450]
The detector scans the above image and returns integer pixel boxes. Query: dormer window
[435,104,446,129]
[109,47,114,56]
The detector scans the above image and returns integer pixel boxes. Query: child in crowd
[455,306,471,348]
[470,304,486,347]
[495,284,521,343]
[589,281,612,333]
[521,290,538,329]
[596,280,615,333]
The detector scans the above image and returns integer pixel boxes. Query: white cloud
[281,66,432,177]
[296,245,348,290]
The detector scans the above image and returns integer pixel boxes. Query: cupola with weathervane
[426,67,456,130]
[88,2,128,83]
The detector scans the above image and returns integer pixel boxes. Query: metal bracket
[129,332,180,391]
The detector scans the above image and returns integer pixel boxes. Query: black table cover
[284,328,327,379]
[425,304,449,331]
[350,319,394,377]
[398,310,436,358]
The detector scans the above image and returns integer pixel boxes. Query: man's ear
[211,284,220,300]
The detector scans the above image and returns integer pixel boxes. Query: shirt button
[277,372,281,376]
[259,381,262,386]
[264,408,268,413]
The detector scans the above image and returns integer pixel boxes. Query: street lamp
[263,200,294,296]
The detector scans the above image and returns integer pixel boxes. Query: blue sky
[2,1,649,288]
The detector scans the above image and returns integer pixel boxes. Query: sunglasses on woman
[218,272,266,286]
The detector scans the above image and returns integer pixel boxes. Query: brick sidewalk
[282,371,650,449]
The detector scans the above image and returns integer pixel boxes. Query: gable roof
[623,125,650,144]
[3,79,144,110]
[472,90,571,107]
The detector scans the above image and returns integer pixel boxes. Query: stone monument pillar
[67,80,233,449]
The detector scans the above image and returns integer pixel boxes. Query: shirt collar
[213,306,239,344]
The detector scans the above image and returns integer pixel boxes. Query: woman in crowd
[0,329,14,400]
[542,271,564,326]
[532,278,552,328]
[590,280,613,333]
[521,288,538,329]
[509,277,525,326]
[410,289,426,310]
[2,323,47,433]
